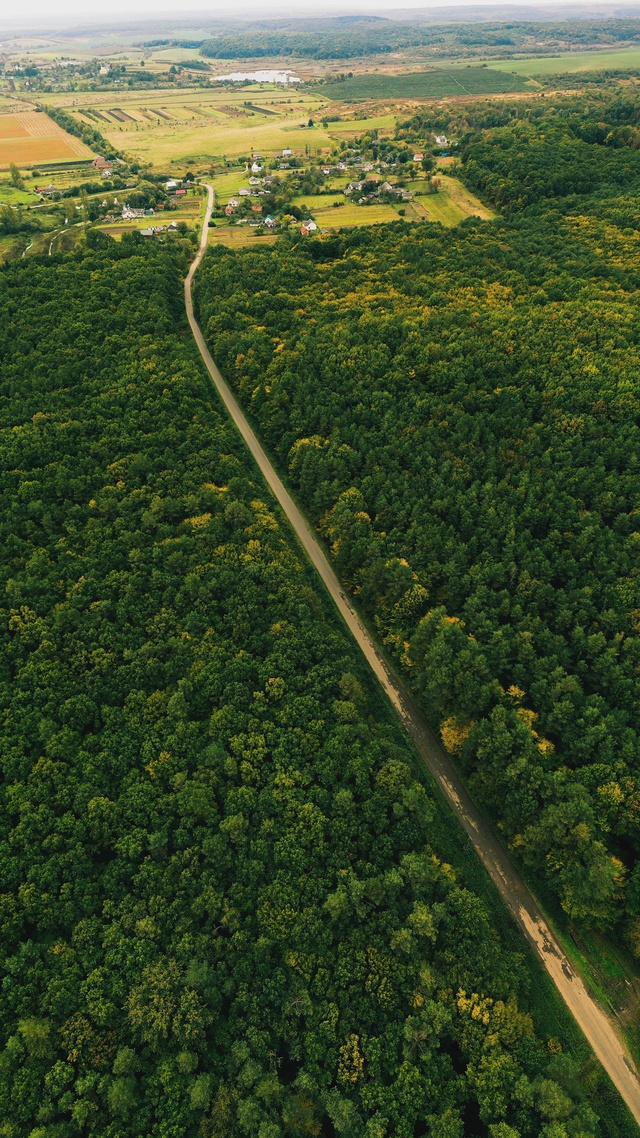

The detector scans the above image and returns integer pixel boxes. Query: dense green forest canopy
[194,91,640,951]
[0,236,612,1137]
[147,14,640,61]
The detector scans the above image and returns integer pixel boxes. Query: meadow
[488,47,640,75]
[0,110,92,169]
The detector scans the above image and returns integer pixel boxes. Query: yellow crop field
[0,111,93,169]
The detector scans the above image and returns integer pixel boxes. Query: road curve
[186,184,640,1128]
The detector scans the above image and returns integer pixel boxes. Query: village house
[225,203,235,216]
[301,219,317,235]
[251,203,263,214]
[413,153,424,162]
[282,148,292,157]
[321,166,333,175]
[239,187,251,196]
[93,156,109,169]
[166,180,179,191]
[175,188,187,197]
[435,135,448,146]
[121,207,146,220]
[228,197,240,209]
[251,161,263,174]
[248,176,262,186]
[264,216,277,228]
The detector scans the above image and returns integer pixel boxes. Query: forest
[194,90,640,952]
[0,235,619,1137]
[194,16,640,61]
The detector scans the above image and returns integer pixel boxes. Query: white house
[251,162,263,174]
[435,135,448,146]
[264,215,277,228]
[301,219,317,235]
[228,197,240,208]
[239,187,251,196]
[282,148,292,157]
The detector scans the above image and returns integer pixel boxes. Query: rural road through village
[186,183,640,1128]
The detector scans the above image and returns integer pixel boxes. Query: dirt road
[186,184,640,1128]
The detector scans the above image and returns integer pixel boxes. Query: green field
[0,182,39,206]
[489,47,640,75]
[322,67,531,100]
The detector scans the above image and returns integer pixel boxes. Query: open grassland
[489,47,640,75]
[0,182,40,206]
[293,192,349,212]
[208,224,279,247]
[329,113,397,138]
[318,200,400,225]
[321,67,531,100]
[0,111,92,169]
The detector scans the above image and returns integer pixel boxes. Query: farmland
[45,87,333,167]
[320,67,531,99]
[488,46,640,76]
[0,110,93,169]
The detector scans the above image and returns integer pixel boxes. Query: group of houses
[344,179,413,204]
[224,172,279,217]
[234,216,278,229]
[140,221,179,238]
[92,155,114,179]
[121,206,155,220]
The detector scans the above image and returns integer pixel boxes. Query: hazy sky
[0,0,580,23]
